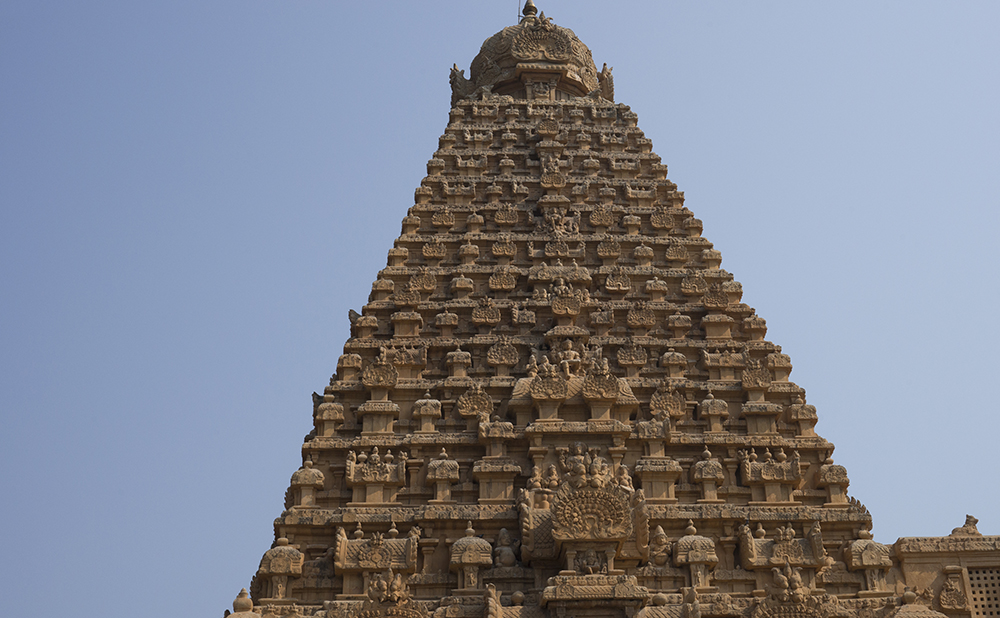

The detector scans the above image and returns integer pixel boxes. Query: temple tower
[233,5,999,618]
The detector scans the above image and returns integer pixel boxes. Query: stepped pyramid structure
[225,4,1000,618]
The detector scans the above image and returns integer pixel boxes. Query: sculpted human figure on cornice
[738,523,758,566]
[615,463,634,492]
[575,548,607,574]
[554,338,582,377]
[493,528,521,568]
[558,442,593,489]
[648,525,672,568]
[543,464,560,490]
[552,277,572,298]
[527,465,543,490]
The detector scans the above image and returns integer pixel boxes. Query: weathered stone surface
[226,5,999,618]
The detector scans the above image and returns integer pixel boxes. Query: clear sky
[2,2,998,617]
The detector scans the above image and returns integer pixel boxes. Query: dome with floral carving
[449,522,493,568]
[450,1,611,104]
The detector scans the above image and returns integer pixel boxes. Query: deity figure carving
[648,525,672,568]
[493,528,521,568]
[575,548,607,574]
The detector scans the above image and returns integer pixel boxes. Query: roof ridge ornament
[522,0,537,19]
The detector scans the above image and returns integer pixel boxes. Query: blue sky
[2,2,998,616]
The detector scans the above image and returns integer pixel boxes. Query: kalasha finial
[233,588,253,613]
[523,0,538,18]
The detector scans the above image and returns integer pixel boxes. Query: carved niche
[738,448,802,504]
[346,447,408,505]
[520,443,649,576]
[334,524,421,598]
[355,568,425,618]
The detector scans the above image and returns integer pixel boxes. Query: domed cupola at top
[450,0,613,105]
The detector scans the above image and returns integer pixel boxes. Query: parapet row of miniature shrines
[307,350,845,507]
[257,449,888,606]
[251,328,881,607]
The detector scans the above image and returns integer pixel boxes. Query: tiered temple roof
[227,4,999,618]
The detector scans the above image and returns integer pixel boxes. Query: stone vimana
[225,4,1000,618]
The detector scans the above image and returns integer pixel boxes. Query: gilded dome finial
[522,0,538,18]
